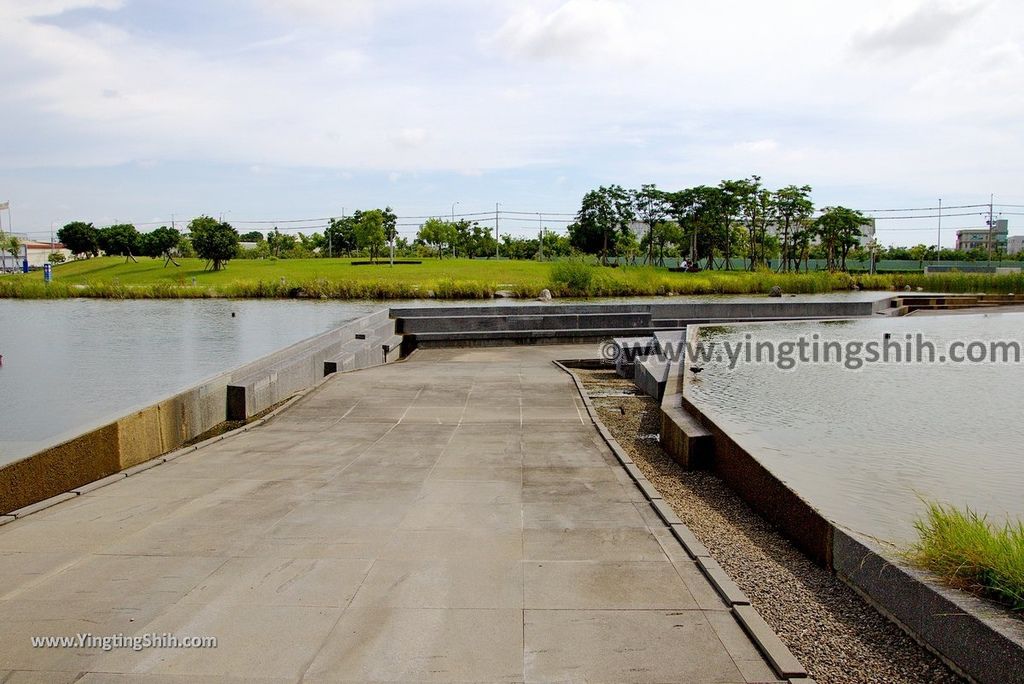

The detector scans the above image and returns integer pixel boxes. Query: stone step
[409,327,657,348]
[397,312,652,334]
[659,402,713,470]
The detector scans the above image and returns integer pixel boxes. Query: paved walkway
[0,345,780,683]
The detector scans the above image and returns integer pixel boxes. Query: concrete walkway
[0,345,781,683]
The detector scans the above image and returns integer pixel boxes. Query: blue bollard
[43,263,52,283]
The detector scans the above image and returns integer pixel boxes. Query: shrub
[549,258,595,295]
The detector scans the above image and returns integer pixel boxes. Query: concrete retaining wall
[0,309,401,514]
[834,530,1024,684]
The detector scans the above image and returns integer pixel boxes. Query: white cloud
[854,0,989,54]
[1,0,1023,231]
[735,139,780,154]
[485,0,644,62]
[390,128,430,148]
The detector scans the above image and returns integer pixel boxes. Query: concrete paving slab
[524,609,746,683]
[304,607,524,682]
[525,560,699,609]
[523,528,669,562]
[178,557,373,608]
[379,529,524,561]
[415,478,522,504]
[521,478,640,503]
[0,342,784,682]
[522,501,649,529]
[91,603,341,680]
[4,671,84,684]
[12,554,223,605]
[349,559,524,609]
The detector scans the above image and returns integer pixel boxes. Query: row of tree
[49,192,1015,272]
[569,178,870,271]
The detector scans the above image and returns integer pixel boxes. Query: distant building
[0,237,72,270]
[956,219,1008,252]
[1008,235,1024,256]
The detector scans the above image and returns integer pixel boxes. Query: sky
[0,0,1022,246]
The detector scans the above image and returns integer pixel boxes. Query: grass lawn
[2,255,1023,299]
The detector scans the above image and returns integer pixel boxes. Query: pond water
[0,299,381,464]
[684,313,1024,543]
[0,291,894,468]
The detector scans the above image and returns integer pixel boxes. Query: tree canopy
[188,216,239,271]
[57,221,100,257]
[98,223,141,260]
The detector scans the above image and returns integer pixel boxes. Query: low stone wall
[834,530,1024,684]
[0,309,401,513]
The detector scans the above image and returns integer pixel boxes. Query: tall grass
[549,258,596,295]
[5,261,1024,300]
[907,501,1024,612]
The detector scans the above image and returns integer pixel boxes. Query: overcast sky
[1,0,1021,245]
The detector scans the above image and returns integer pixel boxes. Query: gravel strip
[576,368,962,684]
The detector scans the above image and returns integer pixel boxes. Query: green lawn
[46,256,551,287]
[3,255,1023,299]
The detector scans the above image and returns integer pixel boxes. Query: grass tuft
[907,501,1024,612]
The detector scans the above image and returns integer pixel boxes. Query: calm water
[0,299,381,464]
[0,291,893,467]
[685,313,1024,543]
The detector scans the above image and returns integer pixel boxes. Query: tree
[239,231,265,242]
[669,185,724,268]
[57,221,100,258]
[140,226,183,265]
[267,228,295,257]
[615,228,640,264]
[98,223,141,262]
[355,209,387,263]
[816,206,867,271]
[716,181,746,269]
[325,216,358,256]
[774,185,813,272]
[189,215,239,271]
[417,218,456,258]
[570,185,634,264]
[4,235,21,270]
[382,206,398,264]
[732,175,775,270]
[633,184,670,264]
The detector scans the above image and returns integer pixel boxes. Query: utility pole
[988,194,995,268]
[538,213,543,260]
[450,202,458,259]
[936,198,941,265]
[495,203,500,259]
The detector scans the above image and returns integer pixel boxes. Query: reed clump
[907,501,1024,612]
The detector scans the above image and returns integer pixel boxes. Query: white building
[1008,235,1024,256]
[0,238,72,270]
